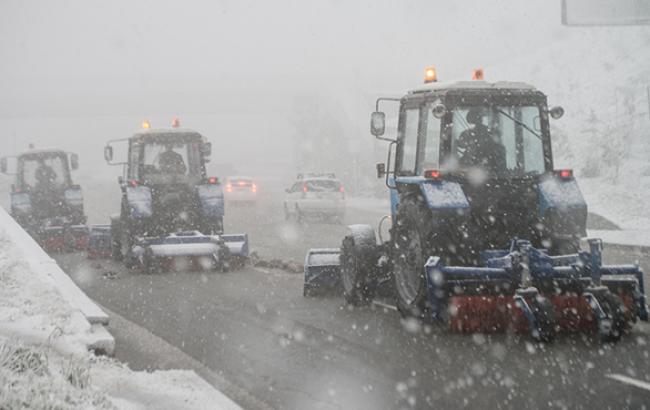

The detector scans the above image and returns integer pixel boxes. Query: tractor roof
[408,80,537,96]
[131,128,204,142]
[18,148,67,158]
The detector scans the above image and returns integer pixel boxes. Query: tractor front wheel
[392,197,432,320]
[341,227,377,306]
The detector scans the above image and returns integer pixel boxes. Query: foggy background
[1,0,649,201]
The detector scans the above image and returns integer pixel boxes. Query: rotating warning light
[172,117,180,128]
[424,66,438,83]
[472,68,484,80]
[141,120,151,129]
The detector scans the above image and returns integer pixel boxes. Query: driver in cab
[456,108,506,172]
[35,158,58,191]
[158,144,187,175]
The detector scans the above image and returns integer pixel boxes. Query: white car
[284,177,345,222]
[225,176,258,204]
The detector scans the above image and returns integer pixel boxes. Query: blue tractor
[1,148,88,252]
[304,69,647,342]
[95,121,248,272]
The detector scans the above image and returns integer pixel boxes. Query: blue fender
[196,184,225,218]
[126,186,153,218]
[537,176,587,216]
[10,192,32,214]
[392,176,470,213]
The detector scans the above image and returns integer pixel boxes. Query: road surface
[54,188,650,409]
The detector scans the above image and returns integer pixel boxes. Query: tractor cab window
[139,140,203,183]
[398,107,420,174]
[448,105,546,175]
[418,103,441,174]
[19,154,69,190]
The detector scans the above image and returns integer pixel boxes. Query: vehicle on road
[98,120,249,272]
[225,176,258,204]
[284,173,345,223]
[1,148,88,252]
[304,68,648,342]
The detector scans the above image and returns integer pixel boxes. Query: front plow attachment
[132,231,234,273]
[303,248,341,296]
[425,238,648,341]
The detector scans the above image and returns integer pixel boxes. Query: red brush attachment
[548,294,595,332]
[448,296,529,334]
[39,235,66,253]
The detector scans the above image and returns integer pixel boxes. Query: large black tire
[118,223,137,269]
[110,219,123,261]
[597,292,630,343]
[530,296,557,343]
[142,246,159,274]
[340,226,378,306]
[392,196,433,319]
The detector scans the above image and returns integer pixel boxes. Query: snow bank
[0,209,242,409]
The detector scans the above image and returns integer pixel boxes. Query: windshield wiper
[496,108,543,141]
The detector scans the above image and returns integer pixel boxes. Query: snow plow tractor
[304,69,648,342]
[92,120,249,272]
[1,149,88,252]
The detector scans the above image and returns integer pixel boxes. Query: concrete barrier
[0,206,114,355]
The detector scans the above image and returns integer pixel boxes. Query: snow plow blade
[424,238,647,340]
[303,248,341,296]
[132,231,232,272]
[87,225,112,259]
[221,233,249,258]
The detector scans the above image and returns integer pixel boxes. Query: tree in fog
[580,109,603,178]
[290,94,355,186]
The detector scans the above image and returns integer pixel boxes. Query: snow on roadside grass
[579,173,650,231]
[0,228,240,409]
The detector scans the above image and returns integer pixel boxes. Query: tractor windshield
[448,105,546,176]
[19,152,70,190]
[138,139,203,184]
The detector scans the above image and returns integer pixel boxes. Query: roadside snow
[0,224,241,409]
[580,174,650,231]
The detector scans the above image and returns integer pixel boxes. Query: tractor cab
[372,68,585,256]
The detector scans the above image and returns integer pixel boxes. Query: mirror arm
[376,97,401,112]
[385,141,397,189]
[376,136,397,143]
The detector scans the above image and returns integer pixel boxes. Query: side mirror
[117,176,124,185]
[370,112,386,137]
[70,153,79,170]
[432,104,447,119]
[202,142,212,157]
[376,163,386,178]
[104,145,114,162]
[0,157,7,174]
[549,106,564,120]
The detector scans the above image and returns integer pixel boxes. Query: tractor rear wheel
[110,219,122,261]
[392,197,433,320]
[341,226,377,306]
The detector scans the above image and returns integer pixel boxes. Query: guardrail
[0,206,114,355]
